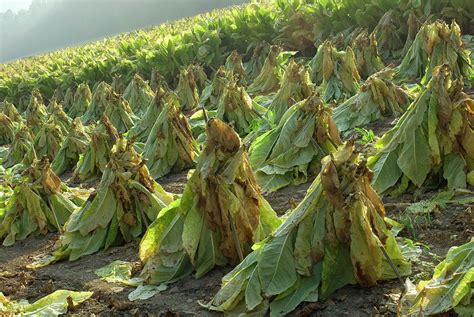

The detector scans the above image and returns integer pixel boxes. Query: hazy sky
[0,0,33,13]
[0,0,248,62]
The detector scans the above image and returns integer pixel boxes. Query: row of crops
[1,0,473,315]
[1,0,473,106]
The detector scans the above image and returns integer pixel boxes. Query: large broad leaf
[370,150,402,193]
[269,143,316,169]
[182,205,203,264]
[139,200,181,262]
[443,153,466,189]
[67,171,116,235]
[245,264,263,311]
[67,227,108,261]
[209,260,257,311]
[146,251,193,285]
[376,91,429,152]
[349,200,383,285]
[259,199,283,236]
[293,214,313,276]
[258,230,297,296]
[195,225,227,278]
[269,263,322,317]
[397,128,432,187]
[140,201,193,284]
[320,243,356,299]
[256,172,292,193]
[249,129,280,170]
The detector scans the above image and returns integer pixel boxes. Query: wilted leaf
[128,284,167,301]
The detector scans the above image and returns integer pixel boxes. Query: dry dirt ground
[1,120,473,316]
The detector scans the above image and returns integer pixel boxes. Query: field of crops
[1,0,473,316]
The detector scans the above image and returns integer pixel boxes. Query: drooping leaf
[140,119,280,285]
[45,137,172,263]
[0,158,78,246]
[309,41,361,102]
[333,68,410,133]
[250,94,341,193]
[208,143,411,316]
[369,64,474,194]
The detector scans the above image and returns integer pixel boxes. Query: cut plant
[143,95,199,179]
[309,41,361,102]
[396,20,471,83]
[139,118,281,284]
[52,118,91,176]
[68,83,92,119]
[216,79,262,136]
[351,30,384,79]
[206,143,411,316]
[122,74,154,116]
[333,68,410,133]
[0,158,80,246]
[50,137,174,262]
[266,59,313,125]
[249,94,342,193]
[73,115,119,182]
[369,64,474,194]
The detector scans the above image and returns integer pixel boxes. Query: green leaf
[293,215,313,276]
[67,227,108,261]
[258,230,297,296]
[128,284,167,301]
[349,200,383,285]
[269,263,322,317]
[397,128,432,187]
[139,201,193,284]
[320,243,356,299]
[67,173,116,235]
[454,302,474,317]
[210,260,257,311]
[443,153,466,189]
[14,290,93,316]
[195,225,226,278]
[370,150,402,193]
[245,265,263,311]
[249,130,279,170]
[182,205,204,265]
[256,172,292,193]
[95,260,143,286]
[140,200,181,262]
